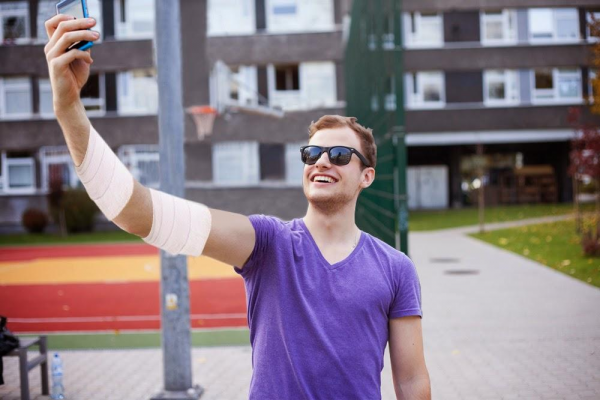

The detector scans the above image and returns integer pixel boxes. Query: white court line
[10,314,248,323]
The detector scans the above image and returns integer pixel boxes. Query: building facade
[401,0,600,209]
[0,0,598,230]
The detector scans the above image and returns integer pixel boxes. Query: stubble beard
[304,183,361,215]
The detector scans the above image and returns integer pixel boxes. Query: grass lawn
[20,328,250,350]
[0,229,142,247]
[410,203,596,231]
[470,217,600,288]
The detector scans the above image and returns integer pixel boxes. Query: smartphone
[55,0,94,51]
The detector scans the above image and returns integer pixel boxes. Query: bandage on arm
[75,125,211,257]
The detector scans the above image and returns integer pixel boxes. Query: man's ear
[360,167,376,189]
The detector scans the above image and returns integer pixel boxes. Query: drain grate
[444,269,479,275]
[430,257,461,263]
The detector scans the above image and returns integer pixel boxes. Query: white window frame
[405,71,445,109]
[0,76,32,119]
[0,2,30,44]
[212,141,259,187]
[285,142,305,187]
[480,9,517,46]
[39,146,79,192]
[117,145,160,188]
[81,73,106,116]
[403,12,443,48]
[1,152,36,195]
[529,8,580,43]
[531,68,583,104]
[483,69,520,106]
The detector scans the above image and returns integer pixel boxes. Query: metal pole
[393,0,409,255]
[151,0,202,398]
[477,143,485,234]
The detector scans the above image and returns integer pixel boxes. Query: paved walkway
[2,218,600,399]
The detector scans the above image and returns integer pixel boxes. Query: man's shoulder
[363,231,412,265]
[249,214,299,233]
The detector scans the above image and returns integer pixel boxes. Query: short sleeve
[389,255,423,319]
[234,214,283,278]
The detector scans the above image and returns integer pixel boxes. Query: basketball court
[0,243,248,333]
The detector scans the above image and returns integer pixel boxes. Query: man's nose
[314,150,331,167]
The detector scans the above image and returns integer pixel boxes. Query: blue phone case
[55,0,94,51]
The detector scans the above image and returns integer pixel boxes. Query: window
[212,142,259,186]
[1,152,36,194]
[118,145,160,187]
[285,142,304,186]
[269,62,336,111]
[481,9,516,45]
[259,144,285,181]
[405,71,445,109]
[272,0,296,15]
[115,0,155,39]
[483,70,519,105]
[275,65,300,91]
[0,2,29,44]
[266,0,333,34]
[532,68,582,103]
[80,73,105,114]
[117,69,158,114]
[39,78,54,117]
[403,12,443,48]
[39,146,80,191]
[0,77,32,119]
[529,8,579,42]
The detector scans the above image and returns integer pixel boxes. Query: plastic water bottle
[50,353,65,400]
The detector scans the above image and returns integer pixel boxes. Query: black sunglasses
[300,145,371,167]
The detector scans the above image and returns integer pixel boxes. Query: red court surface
[0,244,248,333]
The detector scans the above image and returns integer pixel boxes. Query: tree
[566,14,600,255]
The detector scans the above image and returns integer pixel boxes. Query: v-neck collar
[299,218,365,271]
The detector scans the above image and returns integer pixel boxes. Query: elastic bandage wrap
[75,125,134,221]
[142,189,212,257]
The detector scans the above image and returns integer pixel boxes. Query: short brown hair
[308,115,377,169]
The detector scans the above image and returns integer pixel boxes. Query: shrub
[21,208,49,234]
[50,189,99,233]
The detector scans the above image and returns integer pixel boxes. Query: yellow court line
[0,255,240,285]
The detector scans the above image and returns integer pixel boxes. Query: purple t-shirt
[234,215,422,400]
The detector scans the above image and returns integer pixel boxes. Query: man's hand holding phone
[44,14,99,112]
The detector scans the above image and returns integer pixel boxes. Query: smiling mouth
[311,175,338,184]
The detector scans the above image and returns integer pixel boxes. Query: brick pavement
[1,221,599,399]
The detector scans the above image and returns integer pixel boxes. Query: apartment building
[401,0,600,209]
[0,0,598,230]
[0,0,350,228]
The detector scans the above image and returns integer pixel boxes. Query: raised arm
[45,14,255,269]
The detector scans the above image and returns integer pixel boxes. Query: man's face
[302,127,374,213]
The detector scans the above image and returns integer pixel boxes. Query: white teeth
[314,176,335,183]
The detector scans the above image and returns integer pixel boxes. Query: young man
[44,14,430,400]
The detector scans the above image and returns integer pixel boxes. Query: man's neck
[303,202,359,247]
